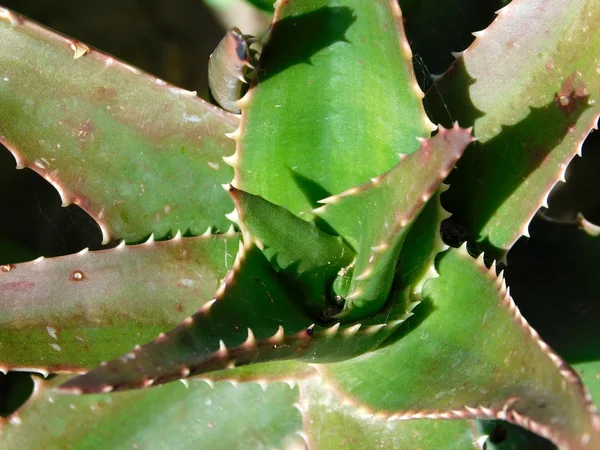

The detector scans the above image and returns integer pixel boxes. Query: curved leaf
[425,0,600,256]
[228,185,354,318]
[0,234,239,373]
[0,7,238,243]
[234,0,435,215]
[322,247,600,449]
[60,243,416,393]
[506,217,600,409]
[298,378,481,450]
[315,125,472,319]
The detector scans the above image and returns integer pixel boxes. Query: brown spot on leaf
[93,86,117,102]
[555,71,589,114]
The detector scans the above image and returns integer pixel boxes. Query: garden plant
[0,0,599,448]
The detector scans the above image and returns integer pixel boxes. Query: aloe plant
[1,0,599,448]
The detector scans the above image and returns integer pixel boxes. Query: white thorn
[344,324,361,336]
[225,209,240,224]
[243,328,256,348]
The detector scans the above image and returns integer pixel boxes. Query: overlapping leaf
[228,185,354,318]
[234,0,435,215]
[314,126,471,319]
[298,378,481,449]
[322,247,600,449]
[60,241,416,393]
[425,0,600,256]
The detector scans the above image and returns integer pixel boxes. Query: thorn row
[461,244,600,430]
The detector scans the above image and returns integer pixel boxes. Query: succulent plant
[1,0,599,448]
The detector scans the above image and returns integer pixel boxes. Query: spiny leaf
[59,243,417,393]
[314,126,472,320]
[0,233,239,374]
[506,216,600,409]
[0,375,303,450]
[425,0,600,256]
[0,7,238,244]
[297,378,482,450]
[227,185,354,318]
[397,186,451,298]
[233,0,435,215]
[321,246,600,449]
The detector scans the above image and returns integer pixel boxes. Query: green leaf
[321,247,600,449]
[425,0,600,256]
[228,185,354,317]
[0,375,303,450]
[235,0,435,215]
[506,216,600,409]
[244,0,275,13]
[315,126,472,320]
[60,243,415,393]
[0,234,239,373]
[299,378,481,449]
[0,8,238,243]
[397,186,450,298]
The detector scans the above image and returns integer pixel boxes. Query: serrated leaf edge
[316,244,600,449]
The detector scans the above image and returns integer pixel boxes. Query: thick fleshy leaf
[397,186,450,298]
[315,126,471,320]
[0,7,238,244]
[425,0,600,256]
[0,375,303,450]
[228,185,354,318]
[321,247,600,449]
[298,378,481,449]
[506,217,600,409]
[233,0,435,215]
[0,233,239,373]
[60,243,417,393]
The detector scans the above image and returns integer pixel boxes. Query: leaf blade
[0,8,238,243]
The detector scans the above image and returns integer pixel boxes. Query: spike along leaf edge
[425,0,600,256]
[228,0,437,219]
[313,124,474,321]
[318,244,600,449]
[398,183,452,301]
[224,184,355,318]
[0,7,239,244]
[0,373,307,449]
[57,236,419,394]
[0,229,241,375]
